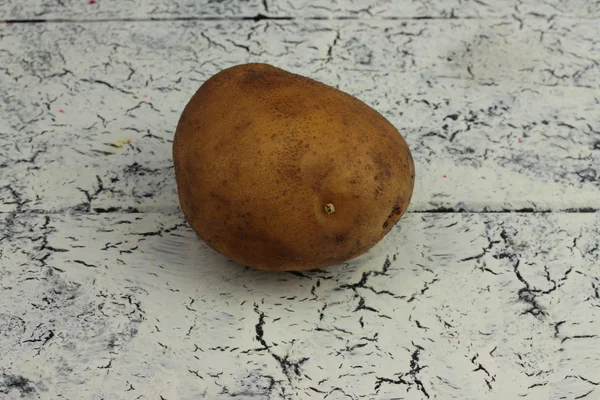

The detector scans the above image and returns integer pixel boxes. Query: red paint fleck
[89,0,96,4]
[59,109,65,114]
[71,41,75,45]
[144,94,148,98]
[40,117,45,120]
[443,175,447,178]
[519,138,524,143]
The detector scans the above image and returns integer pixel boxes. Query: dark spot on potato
[312,168,332,191]
[373,153,392,179]
[234,121,253,132]
[335,234,347,243]
[235,230,248,239]
[271,99,305,118]
[241,69,291,90]
[383,197,404,229]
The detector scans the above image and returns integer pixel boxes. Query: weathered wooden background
[1,1,599,399]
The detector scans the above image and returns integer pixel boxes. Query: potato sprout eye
[324,203,336,214]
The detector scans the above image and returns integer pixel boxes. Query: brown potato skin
[173,63,415,271]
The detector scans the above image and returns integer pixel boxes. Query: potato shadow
[124,215,374,291]
[121,211,466,297]
[139,213,420,299]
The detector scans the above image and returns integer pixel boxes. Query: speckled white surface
[1,0,598,19]
[1,1,600,399]
[1,20,598,213]
[2,213,600,399]
[266,0,600,18]
[0,0,263,20]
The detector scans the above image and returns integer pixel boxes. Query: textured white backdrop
[1,1,600,399]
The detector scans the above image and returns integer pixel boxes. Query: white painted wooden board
[266,0,600,18]
[0,0,264,20]
[1,19,599,213]
[1,212,599,399]
[1,0,598,20]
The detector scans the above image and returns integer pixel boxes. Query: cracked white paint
[1,213,599,398]
[1,0,598,20]
[0,20,598,213]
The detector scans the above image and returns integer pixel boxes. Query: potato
[173,63,415,271]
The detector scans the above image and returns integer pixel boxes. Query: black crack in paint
[252,304,310,386]
[409,344,430,398]
[254,304,268,349]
